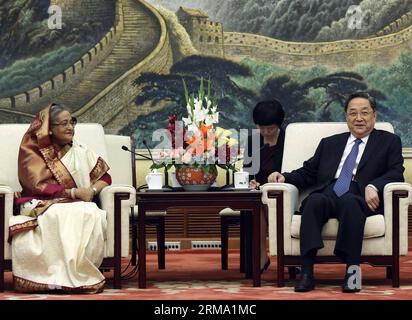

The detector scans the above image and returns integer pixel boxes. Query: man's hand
[249,179,260,189]
[75,187,94,202]
[365,186,380,212]
[268,172,285,183]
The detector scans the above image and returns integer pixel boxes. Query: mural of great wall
[0,0,172,129]
[1,0,412,136]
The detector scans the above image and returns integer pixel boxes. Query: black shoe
[260,258,270,274]
[342,272,361,293]
[294,272,315,292]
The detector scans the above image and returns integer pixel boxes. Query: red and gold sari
[9,105,111,293]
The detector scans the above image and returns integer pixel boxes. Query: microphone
[149,140,171,189]
[122,144,173,190]
[121,145,152,161]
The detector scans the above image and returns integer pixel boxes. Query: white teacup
[146,172,163,190]
[171,172,182,188]
[234,171,249,189]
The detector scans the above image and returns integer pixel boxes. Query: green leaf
[199,77,205,105]
[150,163,164,170]
[190,93,195,120]
[213,90,218,109]
[182,78,189,105]
[207,77,211,108]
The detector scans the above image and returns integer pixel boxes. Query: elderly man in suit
[268,92,404,293]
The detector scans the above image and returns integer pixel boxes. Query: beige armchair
[0,123,136,291]
[261,122,412,287]
[104,134,167,269]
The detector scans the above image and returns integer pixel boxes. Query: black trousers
[299,181,376,265]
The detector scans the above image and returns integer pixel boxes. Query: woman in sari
[8,103,112,293]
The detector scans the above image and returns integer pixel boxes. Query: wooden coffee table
[136,190,262,288]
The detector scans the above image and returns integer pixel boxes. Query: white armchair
[261,122,412,287]
[0,123,136,291]
[104,134,167,269]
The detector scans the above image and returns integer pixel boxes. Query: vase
[175,166,217,191]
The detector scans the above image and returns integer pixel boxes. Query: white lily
[182,116,193,127]
[193,101,207,123]
[186,123,199,134]
[193,109,207,123]
[186,103,192,116]
[204,114,215,126]
[211,112,219,124]
[206,99,212,110]
[194,97,203,109]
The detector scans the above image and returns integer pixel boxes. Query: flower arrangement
[151,78,239,178]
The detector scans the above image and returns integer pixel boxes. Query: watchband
[70,188,76,199]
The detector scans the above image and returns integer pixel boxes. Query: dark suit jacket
[244,129,285,184]
[283,129,404,210]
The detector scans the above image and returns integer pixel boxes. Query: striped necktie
[333,139,362,197]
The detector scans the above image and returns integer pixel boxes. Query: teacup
[146,172,163,190]
[234,171,249,189]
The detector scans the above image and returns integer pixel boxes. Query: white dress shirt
[334,133,378,192]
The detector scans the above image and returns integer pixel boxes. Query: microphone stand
[142,140,173,190]
[162,165,173,190]
[122,145,173,190]
[219,166,234,191]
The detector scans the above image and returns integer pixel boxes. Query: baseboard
[145,238,241,250]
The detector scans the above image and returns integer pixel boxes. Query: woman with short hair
[245,100,285,272]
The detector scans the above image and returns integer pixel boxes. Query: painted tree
[301,72,387,117]
[260,71,388,122]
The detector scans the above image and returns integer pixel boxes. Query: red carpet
[1,250,412,300]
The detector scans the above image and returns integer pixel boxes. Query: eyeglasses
[51,117,77,128]
[346,110,374,119]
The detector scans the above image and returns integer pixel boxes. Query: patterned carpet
[2,250,412,300]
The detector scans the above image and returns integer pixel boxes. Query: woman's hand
[74,187,94,202]
[249,179,260,190]
[268,172,285,183]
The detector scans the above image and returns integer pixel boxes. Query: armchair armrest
[0,186,14,262]
[261,183,299,256]
[383,182,412,255]
[99,184,136,258]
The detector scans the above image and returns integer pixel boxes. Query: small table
[136,190,262,288]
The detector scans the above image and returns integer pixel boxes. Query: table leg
[240,211,246,273]
[252,203,261,287]
[131,208,137,266]
[138,204,146,288]
[244,211,252,279]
